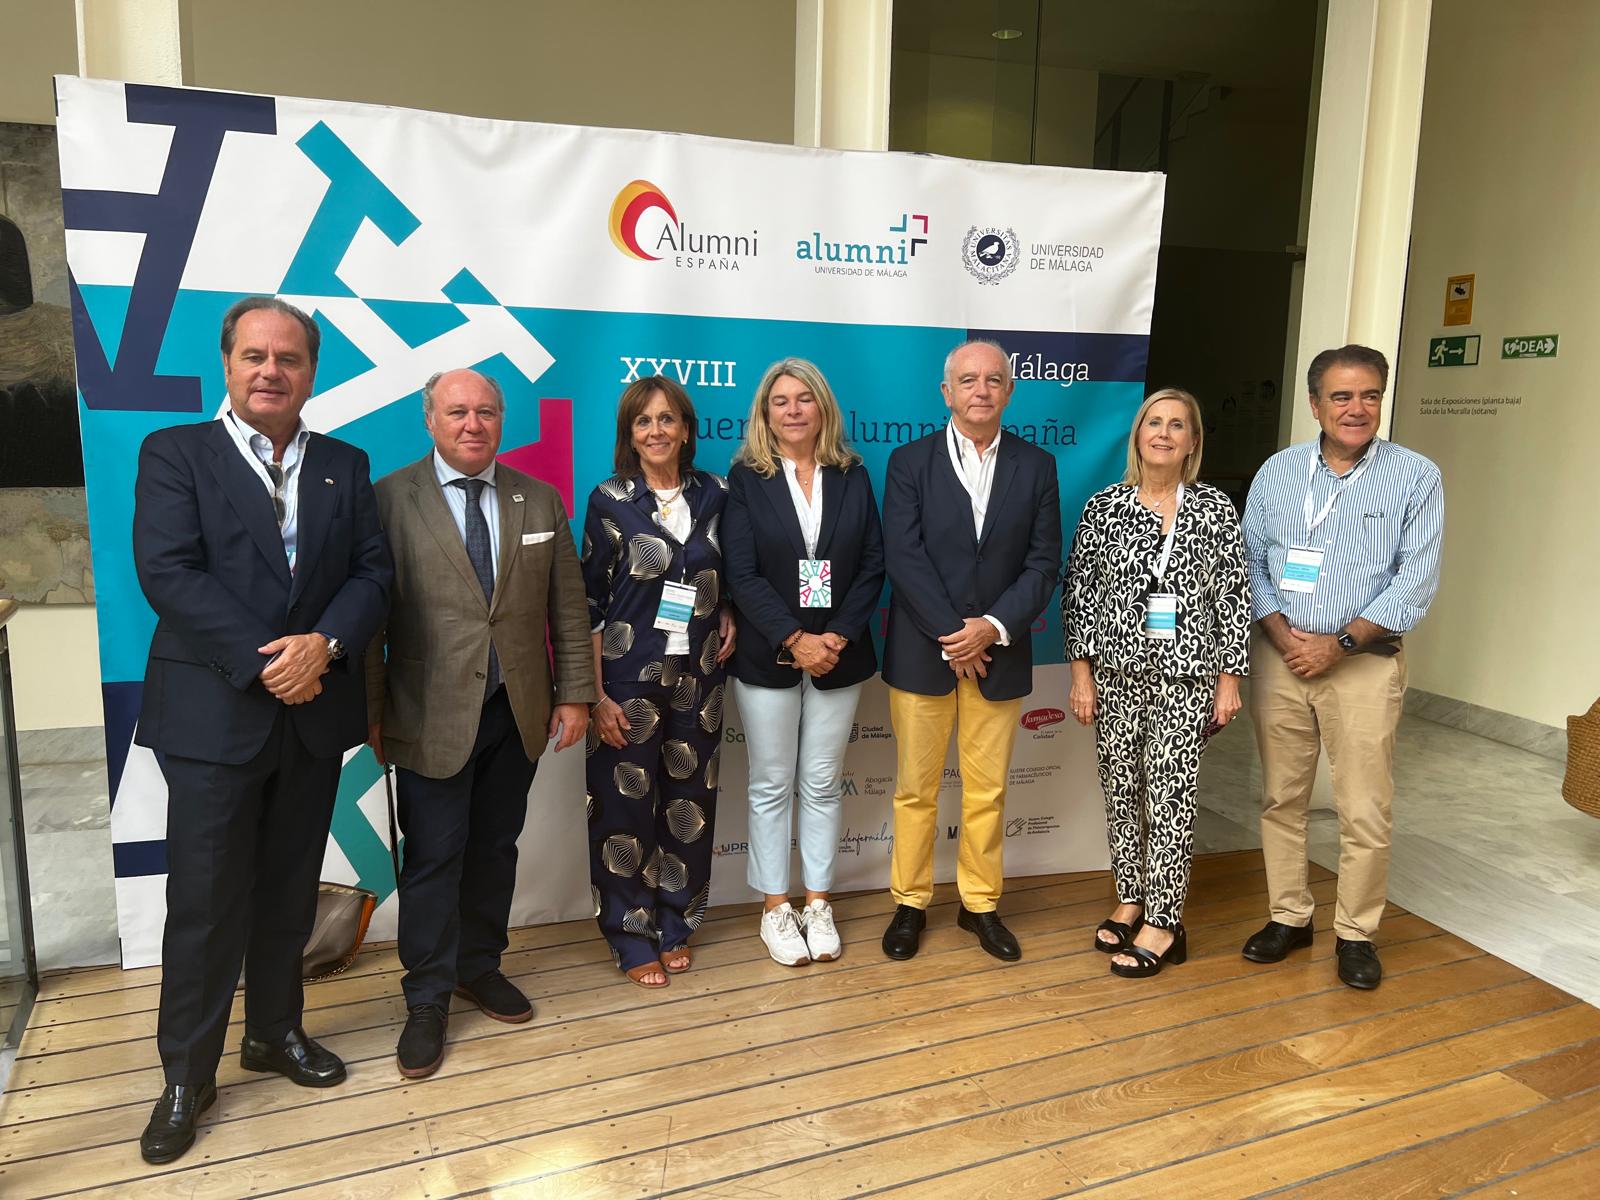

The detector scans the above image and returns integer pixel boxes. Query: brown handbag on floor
[1563,696,1600,819]
[302,882,378,980]
[300,766,402,980]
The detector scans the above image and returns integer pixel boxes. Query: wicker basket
[1564,697,1600,818]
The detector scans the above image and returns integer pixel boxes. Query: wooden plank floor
[2,849,1598,1199]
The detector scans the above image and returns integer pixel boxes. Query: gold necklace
[653,481,683,517]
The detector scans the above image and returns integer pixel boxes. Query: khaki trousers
[1250,636,1406,941]
[888,680,1021,913]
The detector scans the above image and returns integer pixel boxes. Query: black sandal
[1094,915,1144,954]
[1109,925,1187,977]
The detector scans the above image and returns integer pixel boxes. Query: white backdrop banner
[55,77,1162,965]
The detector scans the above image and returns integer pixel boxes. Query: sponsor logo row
[608,178,1106,283]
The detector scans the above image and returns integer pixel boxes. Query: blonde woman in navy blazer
[723,358,884,967]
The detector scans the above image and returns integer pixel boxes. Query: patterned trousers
[1093,662,1214,929]
[586,656,725,971]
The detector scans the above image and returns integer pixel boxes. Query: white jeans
[734,676,863,896]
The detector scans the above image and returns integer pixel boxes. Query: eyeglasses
[265,462,287,527]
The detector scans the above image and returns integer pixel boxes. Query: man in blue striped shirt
[1239,344,1443,990]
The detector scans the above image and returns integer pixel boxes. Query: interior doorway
[890,0,1322,504]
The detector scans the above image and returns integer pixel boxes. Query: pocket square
[522,531,555,545]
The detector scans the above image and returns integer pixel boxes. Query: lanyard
[948,423,997,534]
[1303,440,1377,540]
[785,463,823,557]
[1153,482,1184,581]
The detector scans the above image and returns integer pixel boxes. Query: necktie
[449,477,501,693]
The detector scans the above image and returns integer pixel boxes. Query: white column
[75,0,190,85]
[1286,0,1431,443]
[795,0,892,151]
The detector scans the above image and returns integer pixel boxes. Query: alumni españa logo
[608,178,758,270]
[609,179,677,260]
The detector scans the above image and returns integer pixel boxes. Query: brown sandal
[625,962,669,989]
[659,945,692,974]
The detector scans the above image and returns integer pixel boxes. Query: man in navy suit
[130,297,392,1163]
[880,340,1061,963]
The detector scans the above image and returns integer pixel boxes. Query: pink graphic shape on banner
[499,397,575,513]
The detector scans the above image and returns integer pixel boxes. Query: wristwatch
[1335,629,1358,653]
[321,635,346,661]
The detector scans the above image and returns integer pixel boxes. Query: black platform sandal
[1094,915,1144,954]
[1109,924,1187,977]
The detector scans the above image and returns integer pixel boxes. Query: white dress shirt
[779,456,824,557]
[433,449,501,576]
[945,422,1010,647]
[222,408,310,570]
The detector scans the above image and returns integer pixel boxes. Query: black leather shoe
[957,906,1021,962]
[1336,938,1382,989]
[239,1026,346,1087]
[1241,919,1314,963]
[881,905,927,960]
[455,970,534,1024]
[397,1003,449,1078]
[139,1080,216,1164]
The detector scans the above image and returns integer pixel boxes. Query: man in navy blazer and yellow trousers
[880,340,1062,962]
[131,297,392,1163]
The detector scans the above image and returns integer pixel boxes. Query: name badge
[1145,592,1178,639]
[799,558,832,608]
[1281,546,1326,594]
[654,580,697,634]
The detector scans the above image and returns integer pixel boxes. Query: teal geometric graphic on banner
[281,121,421,297]
[329,747,400,902]
[365,299,471,349]
[443,267,499,305]
[307,308,379,393]
[76,283,136,373]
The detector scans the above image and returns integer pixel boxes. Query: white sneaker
[799,898,842,962]
[760,903,811,966]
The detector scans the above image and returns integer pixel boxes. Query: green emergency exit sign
[1427,335,1480,367]
[1502,334,1557,359]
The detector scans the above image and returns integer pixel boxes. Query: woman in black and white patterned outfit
[1063,387,1251,977]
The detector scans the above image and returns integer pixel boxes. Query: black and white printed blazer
[1063,482,1251,678]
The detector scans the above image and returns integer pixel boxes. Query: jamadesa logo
[607,179,758,271]
[609,179,677,261]
[1021,707,1065,730]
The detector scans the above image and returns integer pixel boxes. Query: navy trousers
[395,686,538,1009]
[157,709,340,1086]
[587,656,724,971]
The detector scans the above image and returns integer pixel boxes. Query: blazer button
[475,671,486,679]
[488,617,496,626]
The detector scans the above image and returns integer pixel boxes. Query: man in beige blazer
[366,367,595,1078]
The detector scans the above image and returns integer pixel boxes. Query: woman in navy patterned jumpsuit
[582,375,734,988]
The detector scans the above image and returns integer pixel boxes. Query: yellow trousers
[888,680,1021,912]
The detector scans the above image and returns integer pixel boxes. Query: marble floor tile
[1196,708,1600,1007]
[18,761,111,832]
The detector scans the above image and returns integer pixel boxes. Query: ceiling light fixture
[992,28,1024,40]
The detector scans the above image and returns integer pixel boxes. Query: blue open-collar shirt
[1242,437,1444,635]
